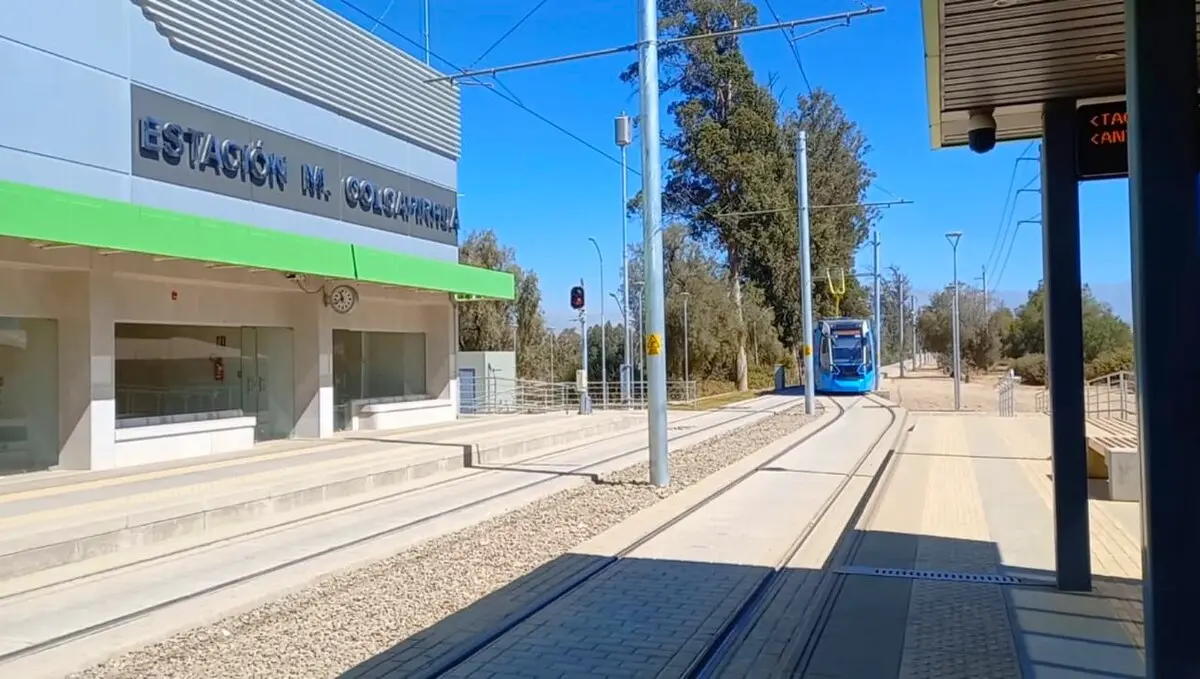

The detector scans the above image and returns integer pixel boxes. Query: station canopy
[921,0,1200,149]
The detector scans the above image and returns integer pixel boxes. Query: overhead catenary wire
[761,0,814,95]
[336,0,638,174]
[984,140,1038,274]
[465,0,554,69]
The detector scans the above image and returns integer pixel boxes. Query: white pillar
[57,267,116,470]
[292,296,333,439]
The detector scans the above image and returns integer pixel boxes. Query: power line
[761,0,813,95]
[335,0,635,173]
[985,141,1038,273]
[992,212,1041,293]
[466,0,554,69]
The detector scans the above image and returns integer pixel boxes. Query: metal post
[616,115,633,403]
[638,0,669,487]
[422,0,430,64]
[588,237,607,409]
[1127,0,1199,668]
[979,265,989,312]
[1041,99,1091,592]
[682,292,691,397]
[871,230,882,391]
[898,277,905,378]
[946,232,962,411]
[796,131,816,415]
[579,278,589,415]
[549,327,555,382]
[910,294,918,370]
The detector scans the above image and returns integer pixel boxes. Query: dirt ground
[879,363,1044,413]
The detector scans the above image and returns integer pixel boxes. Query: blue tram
[812,318,875,395]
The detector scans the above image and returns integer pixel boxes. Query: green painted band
[0,180,514,300]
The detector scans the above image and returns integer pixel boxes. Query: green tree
[621,0,789,391]
[458,230,550,380]
[1003,281,1133,363]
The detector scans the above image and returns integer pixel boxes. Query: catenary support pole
[1126,0,1199,670]
[946,232,962,411]
[637,0,669,487]
[796,130,816,416]
[1041,100,1090,592]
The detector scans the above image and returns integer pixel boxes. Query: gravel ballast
[74,404,821,679]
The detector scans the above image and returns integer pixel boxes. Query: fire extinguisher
[212,357,225,382]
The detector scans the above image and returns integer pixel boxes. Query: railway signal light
[570,285,585,310]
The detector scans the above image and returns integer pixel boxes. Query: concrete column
[57,267,116,470]
[292,296,333,439]
[1041,99,1091,592]
[1125,0,1200,672]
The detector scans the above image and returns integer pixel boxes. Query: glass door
[240,327,295,442]
[239,327,261,435]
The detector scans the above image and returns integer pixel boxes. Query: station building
[0,0,514,474]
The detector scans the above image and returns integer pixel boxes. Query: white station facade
[0,0,513,473]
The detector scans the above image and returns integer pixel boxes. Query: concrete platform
[791,413,1144,678]
[0,394,810,679]
[0,412,648,580]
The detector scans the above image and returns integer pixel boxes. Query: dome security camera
[967,108,997,154]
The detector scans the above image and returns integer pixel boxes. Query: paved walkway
[345,410,1146,679]
[795,413,1144,679]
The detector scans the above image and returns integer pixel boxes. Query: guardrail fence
[458,375,700,415]
[997,369,1016,417]
[1034,370,1137,421]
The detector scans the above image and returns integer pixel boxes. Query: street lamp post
[681,292,691,399]
[946,231,963,411]
[587,237,607,409]
[615,113,633,403]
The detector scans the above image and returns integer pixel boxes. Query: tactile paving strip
[835,565,1026,585]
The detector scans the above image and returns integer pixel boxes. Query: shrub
[1012,353,1047,386]
[1085,345,1134,381]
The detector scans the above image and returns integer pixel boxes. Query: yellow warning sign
[646,333,663,356]
[803,343,813,357]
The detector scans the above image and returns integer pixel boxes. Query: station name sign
[129,85,459,247]
[1076,100,1200,181]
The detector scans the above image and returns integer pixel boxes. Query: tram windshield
[831,334,866,363]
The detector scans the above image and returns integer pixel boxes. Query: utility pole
[910,294,918,369]
[796,130,816,415]
[897,275,905,378]
[946,232,963,411]
[638,0,669,488]
[548,327,555,382]
[871,230,882,391]
[977,265,989,312]
[615,114,634,404]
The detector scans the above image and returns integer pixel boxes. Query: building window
[115,323,244,425]
[332,330,428,430]
[0,318,59,474]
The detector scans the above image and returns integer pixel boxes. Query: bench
[1085,419,1141,502]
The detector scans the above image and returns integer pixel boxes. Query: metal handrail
[457,376,700,415]
[1035,371,1136,420]
[996,369,1016,417]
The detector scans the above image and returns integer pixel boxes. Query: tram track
[0,395,802,670]
[686,393,903,679]
[413,394,896,679]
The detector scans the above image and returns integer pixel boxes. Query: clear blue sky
[320,0,1135,326]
